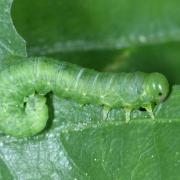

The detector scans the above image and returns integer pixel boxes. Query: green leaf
[12,0,180,85]
[12,0,180,55]
[0,87,180,179]
[0,0,180,179]
[0,158,13,180]
[61,119,180,180]
[0,0,26,62]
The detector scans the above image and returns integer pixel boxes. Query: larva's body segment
[0,57,169,137]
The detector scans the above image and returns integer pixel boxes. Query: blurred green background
[12,0,180,85]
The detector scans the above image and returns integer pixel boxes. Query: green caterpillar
[0,57,169,137]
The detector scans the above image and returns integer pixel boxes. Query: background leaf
[0,158,13,180]
[12,0,180,85]
[12,0,180,53]
[0,0,26,62]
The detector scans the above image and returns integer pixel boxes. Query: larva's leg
[124,107,132,123]
[79,103,85,108]
[144,104,155,119]
[102,106,111,120]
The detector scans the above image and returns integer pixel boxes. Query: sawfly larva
[0,57,169,137]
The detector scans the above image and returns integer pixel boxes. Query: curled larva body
[0,57,169,137]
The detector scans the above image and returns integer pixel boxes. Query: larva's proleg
[125,107,132,123]
[102,106,111,120]
[143,104,155,119]
[0,57,169,137]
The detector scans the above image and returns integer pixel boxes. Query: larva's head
[144,73,169,104]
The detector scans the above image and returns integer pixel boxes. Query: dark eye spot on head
[158,92,162,96]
